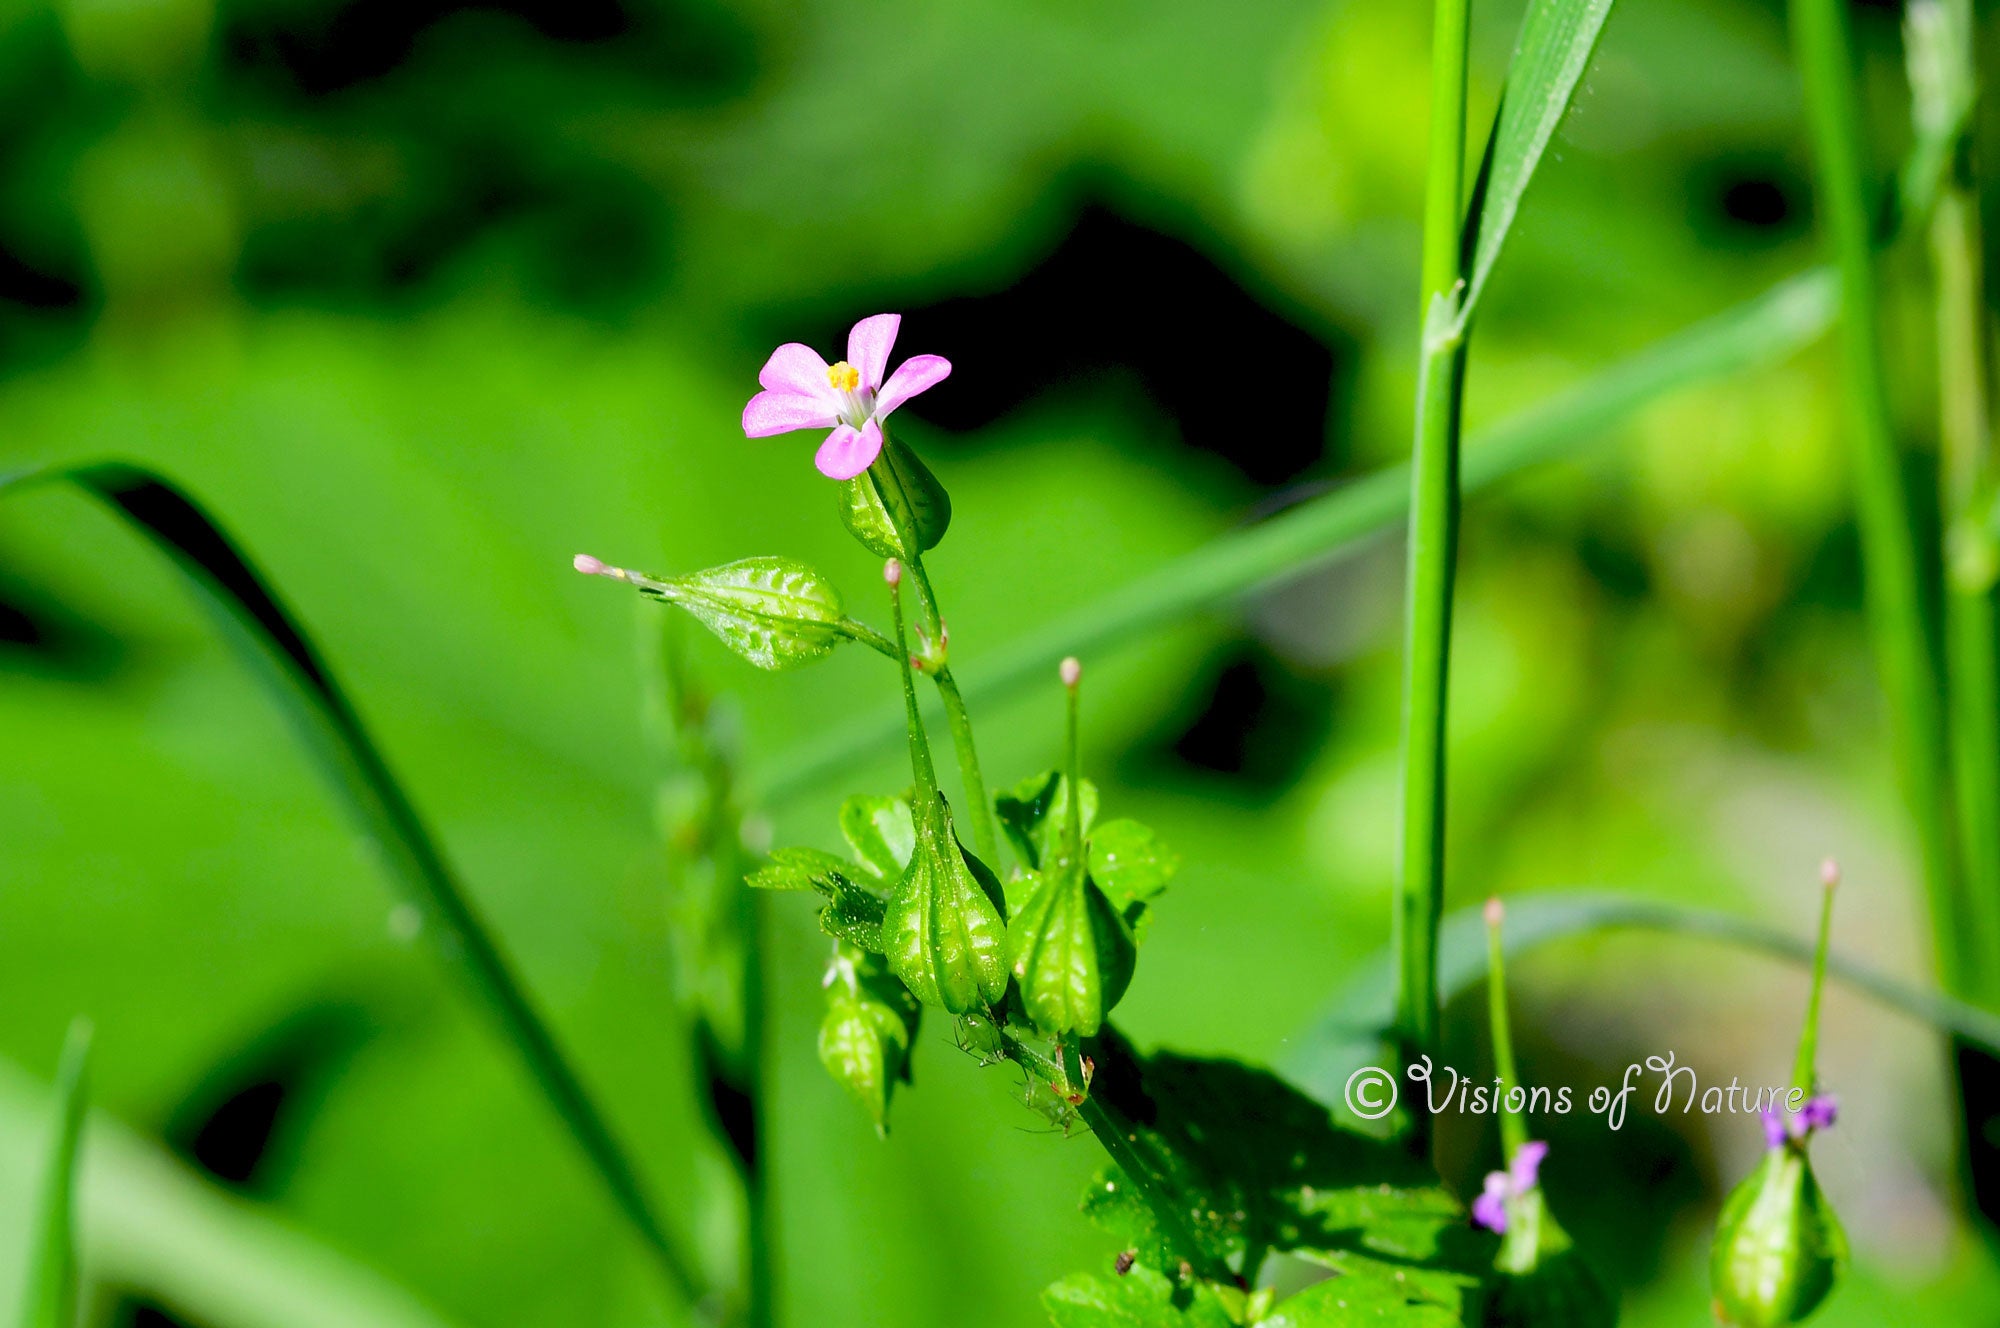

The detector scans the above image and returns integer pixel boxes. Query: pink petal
[847,314,900,390]
[1509,1140,1548,1190]
[815,419,883,480]
[759,342,837,400]
[875,353,951,417]
[744,389,838,438]
[1470,1173,1509,1233]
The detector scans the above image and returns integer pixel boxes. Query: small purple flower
[1472,1139,1548,1234]
[1762,1094,1838,1149]
[741,313,952,481]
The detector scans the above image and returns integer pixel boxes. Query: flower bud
[1060,656,1082,689]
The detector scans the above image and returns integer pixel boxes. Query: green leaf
[628,556,851,671]
[1710,1146,1846,1327]
[1088,820,1180,911]
[1042,1266,1239,1328]
[839,435,952,558]
[20,1019,89,1328]
[749,848,888,952]
[0,462,700,1302]
[1009,858,1136,1037]
[840,794,917,884]
[1075,1030,1478,1300]
[883,796,1009,1013]
[751,269,1838,808]
[819,946,922,1134]
[1258,1275,1466,1327]
[1460,0,1618,322]
[996,770,1099,872]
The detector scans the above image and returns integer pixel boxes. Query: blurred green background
[0,0,1994,1322]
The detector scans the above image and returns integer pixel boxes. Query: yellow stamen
[827,360,861,392]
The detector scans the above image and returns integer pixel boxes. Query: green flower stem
[867,445,1001,867]
[1789,0,1964,994]
[1793,871,1838,1094]
[1484,904,1528,1157]
[1395,0,1474,1155]
[21,1018,90,1328]
[1921,0,2000,1008]
[886,567,942,800]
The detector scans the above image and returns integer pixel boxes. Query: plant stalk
[1484,903,1529,1156]
[1790,0,1963,992]
[1394,0,1474,1155]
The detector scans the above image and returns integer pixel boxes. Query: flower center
[827,361,861,393]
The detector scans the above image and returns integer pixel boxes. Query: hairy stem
[1790,0,1963,991]
[1394,0,1473,1156]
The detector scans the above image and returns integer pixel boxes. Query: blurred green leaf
[1257,1274,1464,1327]
[1462,0,1619,321]
[0,462,700,1304]
[624,556,859,671]
[19,1019,88,1328]
[839,437,953,560]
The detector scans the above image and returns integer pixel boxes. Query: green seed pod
[1007,855,1135,1037]
[882,795,1009,1014]
[1484,1189,1615,1328]
[1710,1144,1847,1326]
[818,945,921,1134]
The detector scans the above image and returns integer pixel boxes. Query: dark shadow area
[109,1300,204,1328]
[163,1003,375,1195]
[0,575,124,681]
[1122,640,1337,800]
[887,203,1351,488]
[1688,157,1810,248]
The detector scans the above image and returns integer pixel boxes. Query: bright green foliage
[1484,1189,1616,1328]
[627,557,853,671]
[1042,1265,1240,1328]
[997,770,1101,873]
[1460,0,1619,321]
[1257,1275,1465,1327]
[819,945,922,1134]
[882,795,1009,1014]
[1710,1145,1848,1326]
[1070,1033,1481,1318]
[839,436,953,560]
[748,848,889,952]
[1087,820,1180,918]
[1007,856,1135,1037]
[20,1019,91,1328]
[841,795,919,882]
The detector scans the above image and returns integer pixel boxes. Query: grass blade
[1461,0,1619,320]
[18,1019,89,1328]
[1285,890,2000,1104]
[0,463,700,1304]
[750,267,1837,806]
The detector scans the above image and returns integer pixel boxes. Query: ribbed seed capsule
[1710,1141,1847,1326]
[818,944,921,1134]
[882,795,1008,1014]
[1008,851,1134,1037]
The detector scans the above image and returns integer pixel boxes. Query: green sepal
[1710,1144,1847,1326]
[818,944,921,1134]
[628,557,850,670]
[839,435,952,559]
[749,847,888,953]
[1008,856,1136,1037]
[882,795,1008,1014]
[1483,1188,1616,1328]
[996,770,1099,871]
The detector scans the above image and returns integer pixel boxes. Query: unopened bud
[1060,656,1082,689]
[1485,896,1505,928]
[574,553,611,576]
[884,559,903,587]
[1820,858,1839,890]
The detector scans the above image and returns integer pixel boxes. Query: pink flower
[1472,1139,1547,1234]
[741,313,952,480]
